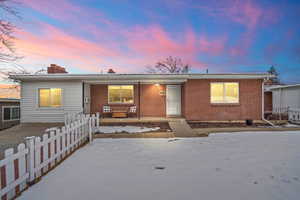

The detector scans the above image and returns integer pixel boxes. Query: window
[39,88,62,107]
[2,106,20,121]
[211,82,239,103]
[108,85,134,104]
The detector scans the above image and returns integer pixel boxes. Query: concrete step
[168,119,198,137]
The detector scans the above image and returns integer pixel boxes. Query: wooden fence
[0,113,99,200]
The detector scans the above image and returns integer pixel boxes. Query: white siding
[21,81,83,123]
[272,87,300,110]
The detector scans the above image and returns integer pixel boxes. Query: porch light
[155,83,160,87]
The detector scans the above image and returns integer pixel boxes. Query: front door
[166,85,181,116]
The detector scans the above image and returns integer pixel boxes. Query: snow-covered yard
[95,125,161,134]
[18,131,300,200]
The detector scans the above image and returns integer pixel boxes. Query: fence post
[25,136,36,184]
[96,112,100,129]
[89,117,93,144]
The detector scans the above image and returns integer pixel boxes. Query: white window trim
[108,85,134,104]
[210,82,240,104]
[37,88,63,108]
[2,106,20,122]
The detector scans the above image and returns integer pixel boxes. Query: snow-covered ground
[18,131,300,200]
[96,125,161,134]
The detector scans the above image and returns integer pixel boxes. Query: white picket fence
[64,111,84,125]
[288,108,300,122]
[0,113,100,200]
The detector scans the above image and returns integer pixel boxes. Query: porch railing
[288,108,300,122]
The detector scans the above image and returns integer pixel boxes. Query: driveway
[0,123,63,159]
[18,131,300,200]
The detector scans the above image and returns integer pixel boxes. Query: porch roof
[10,73,273,82]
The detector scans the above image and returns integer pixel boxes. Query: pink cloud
[125,25,226,68]
[14,23,124,72]
[196,0,279,30]
[14,20,231,72]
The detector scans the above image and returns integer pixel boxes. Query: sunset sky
[2,0,300,83]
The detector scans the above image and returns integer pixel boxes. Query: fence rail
[0,113,99,200]
[288,108,300,122]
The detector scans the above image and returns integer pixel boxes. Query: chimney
[47,64,68,74]
[107,68,115,74]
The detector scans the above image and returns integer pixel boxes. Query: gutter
[9,73,274,82]
[261,80,276,127]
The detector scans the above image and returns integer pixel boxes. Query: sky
[1,0,300,83]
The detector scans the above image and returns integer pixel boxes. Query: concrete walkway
[168,119,200,137]
[0,123,63,159]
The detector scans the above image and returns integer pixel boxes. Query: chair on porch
[128,105,137,117]
[102,105,137,118]
[102,105,112,117]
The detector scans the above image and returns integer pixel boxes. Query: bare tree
[0,0,21,62]
[0,63,46,82]
[146,56,191,74]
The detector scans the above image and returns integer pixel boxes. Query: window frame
[210,82,240,104]
[38,88,63,108]
[2,106,20,122]
[107,85,134,104]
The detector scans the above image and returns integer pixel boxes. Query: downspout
[138,81,141,119]
[279,88,283,120]
[261,80,276,127]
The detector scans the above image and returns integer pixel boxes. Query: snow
[95,125,160,134]
[18,131,300,200]
[283,123,300,128]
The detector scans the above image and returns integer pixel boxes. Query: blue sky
[1,0,300,83]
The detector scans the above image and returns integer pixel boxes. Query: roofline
[0,98,20,103]
[269,84,300,90]
[9,73,274,81]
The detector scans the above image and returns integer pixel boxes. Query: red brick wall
[264,91,273,112]
[90,84,166,117]
[90,84,139,114]
[184,79,263,121]
[90,84,108,114]
[140,84,166,117]
[91,80,263,120]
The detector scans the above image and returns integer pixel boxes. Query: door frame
[166,85,182,116]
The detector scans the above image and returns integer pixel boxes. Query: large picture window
[39,88,62,107]
[3,106,20,121]
[211,82,239,103]
[108,85,134,104]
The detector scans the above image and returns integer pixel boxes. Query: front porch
[83,80,184,119]
[100,117,185,123]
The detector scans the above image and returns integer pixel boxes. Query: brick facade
[90,84,138,114]
[90,79,263,120]
[184,79,263,120]
[140,84,166,117]
[90,84,166,117]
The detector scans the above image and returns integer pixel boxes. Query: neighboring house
[266,84,300,113]
[0,98,20,130]
[0,84,20,99]
[10,65,272,123]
